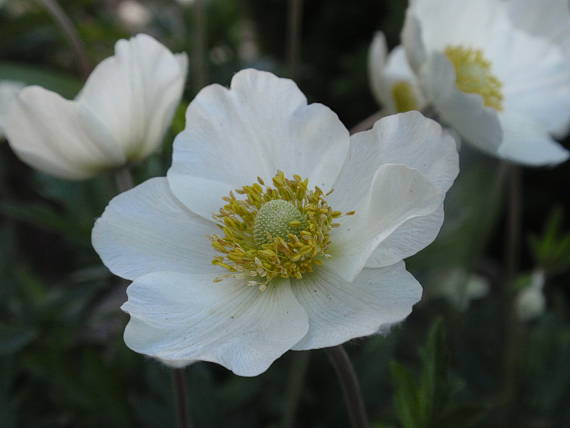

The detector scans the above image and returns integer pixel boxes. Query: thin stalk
[39,0,91,79]
[325,345,369,428]
[350,110,386,134]
[502,164,522,426]
[114,167,135,193]
[286,0,303,78]
[282,352,311,428]
[172,368,192,428]
[192,0,208,91]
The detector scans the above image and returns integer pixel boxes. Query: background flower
[402,0,570,166]
[0,79,24,139]
[5,34,187,180]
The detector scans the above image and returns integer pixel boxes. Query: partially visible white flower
[92,69,459,376]
[118,1,152,30]
[516,270,546,321]
[0,80,25,139]
[431,268,489,311]
[5,34,188,180]
[368,31,425,114]
[402,0,570,166]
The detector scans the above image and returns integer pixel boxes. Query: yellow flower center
[210,171,354,290]
[444,45,504,111]
[391,81,419,112]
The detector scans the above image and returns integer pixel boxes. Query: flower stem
[38,0,91,79]
[192,0,208,91]
[114,167,135,193]
[325,345,369,428]
[282,351,311,428]
[172,368,192,428]
[286,0,303,78]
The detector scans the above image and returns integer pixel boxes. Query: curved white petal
[0,80,25,138]
[122,272,309,377]
[329,164,443,282]
[78,34,187,161]
[419,53,503,155]
[6,86,125,180]
[401,13,427,73]
[291,262,422,350]
[92,177,220,281]
[497,110,569,166]
[338,111,458,206]
[167,69,349,219]
[365,204,444,269]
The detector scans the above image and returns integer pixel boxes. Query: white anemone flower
[92,69,458,376]
[0,80,25,139]
[368,31,425,114]
[516,270,546,321]
[5,34,188,180]
[402,0,570,166]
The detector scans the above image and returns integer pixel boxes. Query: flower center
[444,45,503,111]
[391,81,419,112]
[210,171,353,290]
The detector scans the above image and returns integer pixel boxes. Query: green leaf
[0,325,37,355]
[0,62,81,98]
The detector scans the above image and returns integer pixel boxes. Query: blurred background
[0,0,569,427]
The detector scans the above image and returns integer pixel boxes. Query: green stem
[38,0,91,79]
[192,0,208,91]
[286,0,303,78]
[325,345,369,428]
[172,368,192,428]
[282,352,311,428]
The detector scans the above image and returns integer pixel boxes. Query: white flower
[92,69,458,376]
[5,34,188,180]
[516,270,546,321]
[368,32,425,114]
[402,0,570,166]
[118,1,152,30]
[431,268,489,311]
[0,80,25,139]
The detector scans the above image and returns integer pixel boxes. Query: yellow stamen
[444,45,503,111]
[391,81,419,112]
[210,171,353,288]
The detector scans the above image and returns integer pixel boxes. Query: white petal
[339,111,458,203]
[77,34,187,161]
[167,69,349,219]
[497,110,569,166]
[291,263,422,350]
[419,53,503,155]
[92,177,220,281]
[0,80,25,138]
[365,204,444,268]
[507,0,570,46]
[329,164,443,282]
[401,13,427,73]
[368,32,392,109]
[122,272,309,377]
[6,86,125,180]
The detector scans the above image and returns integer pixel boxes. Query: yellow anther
[444,45,503,111]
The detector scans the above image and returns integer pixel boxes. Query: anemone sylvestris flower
[5,34,187,180]
[92,69,459,376]
[402,0,570,166]
[368,32,425,114]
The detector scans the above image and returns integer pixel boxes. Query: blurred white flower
[5,34,187,180]
[431,268,489,311]
[368,32,425,114]
[516,270,546,321]
[0,80,25,139]
[118,1,152,30]
[92,69,459,376]
[402,0,570,166]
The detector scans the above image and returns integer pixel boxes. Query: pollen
[210,171,353,289]
[444,45,504,111]
[391,81,419,112]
